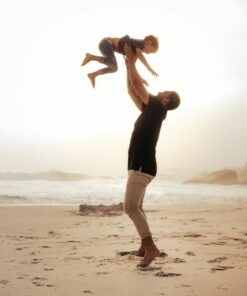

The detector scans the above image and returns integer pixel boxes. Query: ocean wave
[0,170,91,182]
[0,195,28,201]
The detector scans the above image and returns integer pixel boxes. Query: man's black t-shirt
[128,95,167,176]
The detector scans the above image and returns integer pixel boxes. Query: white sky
[0,0,246,175]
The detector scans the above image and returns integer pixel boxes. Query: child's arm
[136,49,159,77]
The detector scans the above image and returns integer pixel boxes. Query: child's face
[144,41,156,54]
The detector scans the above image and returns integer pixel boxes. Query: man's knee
[124,205,138,217]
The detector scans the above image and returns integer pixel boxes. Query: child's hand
[150,70,159,77]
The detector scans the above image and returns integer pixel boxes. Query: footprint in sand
[204,241,227,246]
[0,280,9,285]
[83,256,93,259]
[32,282,44,287]
[32,277,48,281]
[184,233,203,238]
[95,264,105,267]
[65,240,81,243]
[117,251,168,258]
[155,271,182,277]
[95,272,109,275]
[211,265,234,272]
[185,251,196,256]
[32,277,48,287]
[64,257,81,262]
[168,257,186,263]
[138,266,162,271]
[44,268,54,271]
[230,237,247,244]
[48,230,61,238]
[31,258,42,264]
[217,286,228,290]
[207,257,227,263]
[16,273,29,279]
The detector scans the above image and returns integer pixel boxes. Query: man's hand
[141,78,149,86]
[124,43,150,105]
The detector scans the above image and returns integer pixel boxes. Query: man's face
[157,91,172,107]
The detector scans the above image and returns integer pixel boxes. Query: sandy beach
[0,203,247,296]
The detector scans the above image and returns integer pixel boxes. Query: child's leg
[87,38,118,87]
[81,53,104,66]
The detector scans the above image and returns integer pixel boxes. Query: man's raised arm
[126,70,143,111]
[124,44,150,105]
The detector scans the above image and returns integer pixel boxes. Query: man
[123,43,180,268]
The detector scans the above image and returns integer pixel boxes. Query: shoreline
[1,200,247,207]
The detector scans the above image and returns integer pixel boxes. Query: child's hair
[144,35,159,52]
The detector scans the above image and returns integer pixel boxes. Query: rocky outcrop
[185,164,247,185]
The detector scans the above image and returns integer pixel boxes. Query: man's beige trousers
[124,169,154,239]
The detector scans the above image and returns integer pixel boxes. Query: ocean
[0,171,246,205]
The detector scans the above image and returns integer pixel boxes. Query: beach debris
[78,202,123,216]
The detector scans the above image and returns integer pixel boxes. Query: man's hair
[167,91,181,110]
[144,35,159,52]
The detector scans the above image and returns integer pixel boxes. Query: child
[81,35,159,88]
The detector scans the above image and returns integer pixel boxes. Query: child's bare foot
[87,73,96,88]
[137,247,160,268]
[81,53,92,66]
